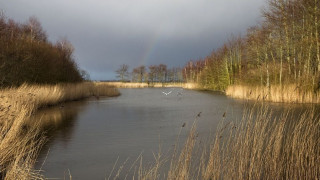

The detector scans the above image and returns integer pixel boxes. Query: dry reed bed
[100,82,196,89]
[0,82,120,179]
[100,82,150,88]
[226,84,320,103]
[125,105,319,180]
[199,106,320,180]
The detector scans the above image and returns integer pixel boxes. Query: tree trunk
[315,0,320,72]
[280,44,283,87]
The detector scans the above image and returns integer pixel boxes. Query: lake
[31,88,312,179]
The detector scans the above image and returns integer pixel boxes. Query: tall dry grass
[0,82,119,179]
[118,105,319,180]
[100,82,197,89]
[101,82,150,88]
[0,105,45,180]
[167,122,197,180]
[200,106,320,179]
[226,84,320,103]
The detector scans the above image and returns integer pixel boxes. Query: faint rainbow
[139,30,160,66]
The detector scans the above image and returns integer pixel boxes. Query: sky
[1,0,266,80]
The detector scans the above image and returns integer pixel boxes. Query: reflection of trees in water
[26,101,87,164]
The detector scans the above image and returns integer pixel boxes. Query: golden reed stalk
[100,82,198,89]
[0,82,119,179]
[124,106,319,180]
[226,84,320,103]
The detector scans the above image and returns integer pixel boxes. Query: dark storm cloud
[0,0,266,80]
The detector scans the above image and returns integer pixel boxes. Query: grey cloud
[1,0,266,80]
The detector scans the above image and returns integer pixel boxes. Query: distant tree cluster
[184,0,320,92]
[116,64,184,83]
[116,64,130,82]
[0,13,84,87]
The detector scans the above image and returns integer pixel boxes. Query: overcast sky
[1,0,266,80]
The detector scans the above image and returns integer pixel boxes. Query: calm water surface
[32,88,313,179]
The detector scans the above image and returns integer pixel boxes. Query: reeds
[101,82,150,88]
[199,105,320,179]
[2,82,318,179]
[124,105,319,180]
[100,82,196,89]
[167,122,197,180]
[0,82,120,179]
[226,84,320,103]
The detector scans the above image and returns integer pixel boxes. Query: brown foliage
[0,14,83,87]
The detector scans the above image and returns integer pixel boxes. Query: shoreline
[1,82,318,179]
[100,82,199,89]
[102,82,320,104]
[0,82,120,179]
[226,84,320,104]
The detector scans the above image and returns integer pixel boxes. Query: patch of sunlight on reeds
[199,105,320,179]
[100,82,193,89]
[153,83,186,88]
[0,82,120,179]
[113,105,319,180]
[182,83,199,89]
[0,104,45,180]
[226,84,320,103]
[101,82,150,88]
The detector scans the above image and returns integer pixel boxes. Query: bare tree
[132,65,146,82]
[24,16,47,42]
[80,69,90,81]
[116,64,129,82]
[148,65,157,83]
[157,64,167,83]
[56,37,74,58]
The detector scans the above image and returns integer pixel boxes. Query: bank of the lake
[32,88,320,179]
[226,84,320,104]
[1,84,319,179]
[104,82,320,104]
[0,82,119,179]
[34,88,239,179]
[101,82,199,89]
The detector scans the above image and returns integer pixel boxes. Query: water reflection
[27,101,88,164]
[31,89,319,179]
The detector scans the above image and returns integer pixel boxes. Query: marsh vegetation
[26,89,318,179]
[0,83,119,179]
[0,0,320,179]
[182,0,320,104]
[133,105,319,180]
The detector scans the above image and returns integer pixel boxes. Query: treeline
[116,64,184,83]
[183,0,320,92]
[0,13,84,87]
